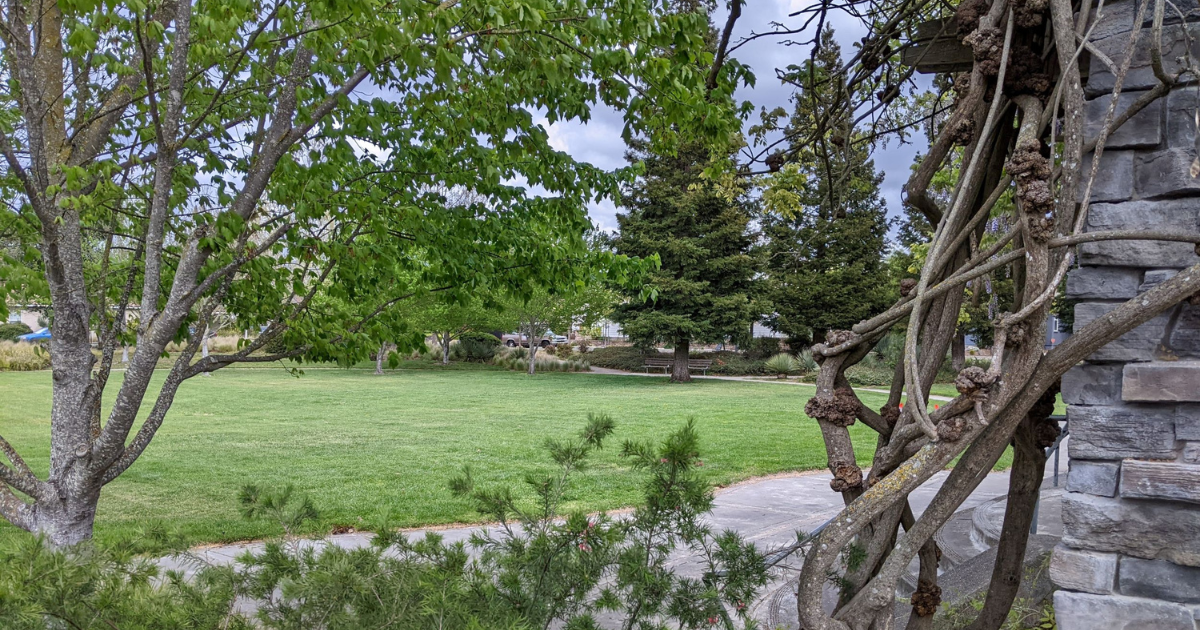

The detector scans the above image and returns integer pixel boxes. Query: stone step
[970,487,1064,549]
[899,484,1063,596]
[893,534,1060,627]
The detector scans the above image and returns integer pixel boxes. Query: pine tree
[612,140,760,382]
[761,28,894,346]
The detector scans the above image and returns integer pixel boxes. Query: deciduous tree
[0,0,747,546]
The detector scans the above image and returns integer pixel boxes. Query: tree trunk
[375,342,386,374]
[201,327,211,377]
[671,338,691,383]
[952,330,966,372]
[28,490,100,548]
[965,416,1047,630]
[440,333,451,364]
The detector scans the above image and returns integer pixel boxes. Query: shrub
[764,352,800,378]
[873,330,905,368]
[844,362,894,387]
[0,534,249,630]
[1,420,766,630]
[702,351,769,376]
[0,322,32,342]
[797,348,819,373]
[457,336,497,362]
[586,345,648,371]
[0,342,50,371]
[459,331,501,347]
[966,356,993,369]
[744,336,781,360]
[448,416,768,629]
[491,348,589,372]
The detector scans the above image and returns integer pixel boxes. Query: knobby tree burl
[0,0,751,547]
[715,0,1200,626]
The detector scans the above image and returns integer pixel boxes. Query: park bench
[644,357,673,373]
[687,359,713,375]
[643,357,713,376]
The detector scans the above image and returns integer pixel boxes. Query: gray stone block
[1119,557,1200,603]
[1124,361,1200,401]
[1085,92,1163,149]
[1064,363,1124,405]
[1061,492,1200,566]
[1178,405,1200,440]
[1066,460,1121,497]
[1079,200,1200,268]
[1083,0,1139,42]
[1086,20,1200,96]
[1166,87,1200,149]
[1136,148,1200,198]
[1121,459,1200,504]
[1054,591,1195,630]
[1140,268,1179,292]
[1073,302,1172,362]
[1185,442,1200,463]
[1080,151,1135,203]
[1168,303,1200,359]
[1067,404,1177,460]
[1066,267,1142,300]
[1050,546,1118,594]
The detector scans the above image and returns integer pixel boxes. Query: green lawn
[0,367,892,548]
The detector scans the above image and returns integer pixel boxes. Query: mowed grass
[0,367,889,548]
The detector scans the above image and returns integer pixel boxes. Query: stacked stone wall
[1053,1,1200,626]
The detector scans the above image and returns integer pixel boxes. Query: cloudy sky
[538,0,929,233]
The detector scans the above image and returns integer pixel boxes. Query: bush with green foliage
[743,337,782,360]
[702,351,769,376]
[450,415,768,629]
[0,420,765,630]
[450,335,499,362]
[0,322,32,342]
[586,345,650,371]
[459,331,502,347]
[764,353,800,378]
[491,347,590,372]
[0,532,249,630]
[796,349,819,373]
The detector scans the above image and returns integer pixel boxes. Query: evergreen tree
[761,28,894,346]
[612,140,760,382]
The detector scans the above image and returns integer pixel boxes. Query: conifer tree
[612,140,760,382]
[760,27,893,346]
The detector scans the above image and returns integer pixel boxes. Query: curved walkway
[585,366,956,401]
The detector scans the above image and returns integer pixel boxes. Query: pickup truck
[501,331,568,348]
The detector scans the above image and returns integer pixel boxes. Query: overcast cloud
[541,0,929,234]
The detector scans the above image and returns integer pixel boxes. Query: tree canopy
[611,139,760,382]
[759,28,894,346]
[0,0,750,545]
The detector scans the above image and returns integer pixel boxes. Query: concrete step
[893,534,1059,627]
[970,487,1064,549]
[899,484,1063,597]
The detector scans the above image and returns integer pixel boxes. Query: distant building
[5,305,44,330]
[1045,314,1071,349]
[751,321,785,339]
[596,319,625,341]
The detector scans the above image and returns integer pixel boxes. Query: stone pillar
[1052,2,1200,628]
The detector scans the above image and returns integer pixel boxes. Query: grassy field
[1,365,898,548]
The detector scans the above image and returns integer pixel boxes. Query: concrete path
[585,366,956,401]
[161,455,1066,577]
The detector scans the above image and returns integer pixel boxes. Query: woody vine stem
[714,0,1200,626]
